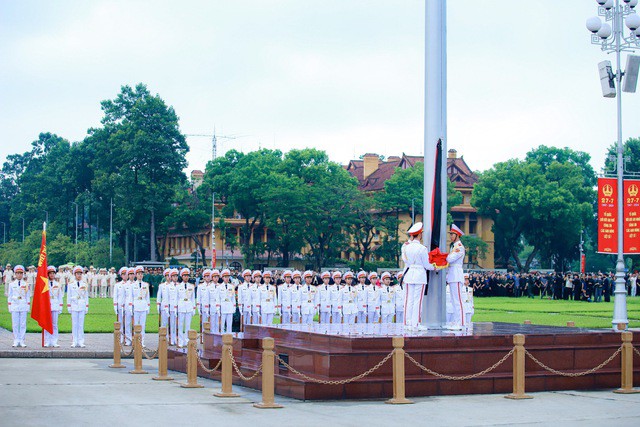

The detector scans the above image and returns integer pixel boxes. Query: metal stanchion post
[153,327,173,381]
[254,337,283,409]
[505,334,532,400]
[214,334,239,397]
[386,336,413,404]
[130,325,148,374]
[109,322,125,369]
[181,330,204,388]
[614,331,640,394]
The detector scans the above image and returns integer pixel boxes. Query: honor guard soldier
[156,269,170,328]
[260,271,277,325]
[366,272,381,323]
[393,273,405,324]
[250,270,263,324]
[167,269,179,346]
[197,270,211,332]
[45,266,64,347]
[290,271,302,323]
[237,269,252,326]
[379,272,395,324]
[219,269,236,333]
[123,268,135,344]
[341,272,357,325]
[177,268,195,347]
[317,272,332,324]
[68,266,89,347]
[209,269,222,333]
[300,271,318,324]
[133,266,151,345]
[463,273,474,326]
[355,271,368,324]
[7,265,29,347]
[278,270,293,324]
[402,222,435,330]
[87,266,97,298]
[26,265,37,293]
[108,267,117,297]
[446,224,466,330]
[113,267,128,344]
[3,264,14,297]
[98,268,108,298]
[329,271,343,323]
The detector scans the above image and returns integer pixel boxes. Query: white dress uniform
[166,281,179,345]
[218,281,236,333]
[98,272,108,298]
[177,282,195,347]
[290,283,302,323]
[208,282,221,333]
[379,285,396,324]
[196,281,210,330]
[329,284,343,323]
[317,283,332,324]
[463,285,474,325]
[401,234,434,329]
[278,282,292,324]
[237,281,252,325]
[393,283,405,324]
[341,285,358,325]
[260,284,277,325]
[355,283,367,323]
[113,278,127,341]
[156,280,169,328]
[366,284,380,323]
[7,277,30,347]
[86,271,97,298]
[3,268,14,297]
[250,283,262,324]
[446,239,466,328]
[26,269,37,293]
[445,284,453,323]
[132,280,151,345]
[46,279,64,347]
[108,271,117,297]
[67,280,89,347]
[122,279,134,344]
[300,285,318,324]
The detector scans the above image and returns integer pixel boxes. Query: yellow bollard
[523,320,532,325]
[386,336,413,404]
[214,334,240,397]
[181,330,204,388]
[254,337,283,409]
[566,321,575,327]
[153,327,173,381]
[130,325,148,374]
[505,334,532,400]
[614,331,640,394]
[109,322,125,369]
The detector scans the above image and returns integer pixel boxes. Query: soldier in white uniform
[317,272,332,324]
[402,222,435,330]
[446,224,466,330]
[300,271,318,324]
[366,272,380,323]
[355,271,368,324]
[341,272,357,325]
[45,266,64,347]
[197,269,211,332]
[122,268,135,344]
[290,271,302,324]
[219,269,236,333]
[278,270,293,324]
[208,269,221,333]
[177,268,195,347]
[329,271,343,324]
[97,268,108,298]
[4,264,14,297]
[249,271,263,324]
[379,272,395,324]
[156,269,170,328]
[393,274,405,324]
[26,265,37,294]
[237,269,252,326]
[113,267,128,343]
[67,266,89,347]
[132,266,151,345]
[108,267,117,297]
[260,271,277,325]
[463,273,474,326]
[87,266,97,298]
[167,269,179,345]
[7,265,29,347]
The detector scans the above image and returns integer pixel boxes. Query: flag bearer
[7,265,29,347]
[260,271,277,325]
[219,269,236,333]
[402,222,434,330]
[133,266,151,346]
[446,224,466,330]
[45,266,64,347]
[67,266,89,347]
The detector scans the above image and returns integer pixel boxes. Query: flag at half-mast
[31,223,53,333]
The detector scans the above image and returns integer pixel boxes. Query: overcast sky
[2,0,639,175]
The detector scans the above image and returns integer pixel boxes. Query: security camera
[599,60,616,97]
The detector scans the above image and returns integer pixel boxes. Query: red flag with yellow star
[31,223,53,334]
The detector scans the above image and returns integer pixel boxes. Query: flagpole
[42,222,46,348]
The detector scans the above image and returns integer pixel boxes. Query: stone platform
[167,322,639,400]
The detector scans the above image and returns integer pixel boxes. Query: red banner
[212,248,217,268]
[624,179,640,254]
[31,225,53,334]
[580,254,586,274]
[598,178,618,253]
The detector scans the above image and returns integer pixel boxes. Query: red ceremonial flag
[31,223,53,334]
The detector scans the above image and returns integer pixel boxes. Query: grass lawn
[2,290,639,333]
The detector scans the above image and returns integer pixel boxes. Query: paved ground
[1,357,640,427]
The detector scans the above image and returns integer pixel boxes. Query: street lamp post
[109,198,113,264]
[71,202,78,263]
[411,198,416,225]
[586,0,640,330]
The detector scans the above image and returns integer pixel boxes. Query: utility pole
[109,198,113,264]
[211,192,216,268]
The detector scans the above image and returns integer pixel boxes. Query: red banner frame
[624,179,640,254]
[597,177,618,254]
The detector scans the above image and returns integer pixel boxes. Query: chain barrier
[142,345,159,360]
[275,351,394,385]
[228,347,263,381]
[196,351,223,374]
[525,346,622,377]
[118,339,135,358]
[405,349,514,381]
[633,345,640,358]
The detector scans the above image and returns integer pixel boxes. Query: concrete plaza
[1,357,640,427]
